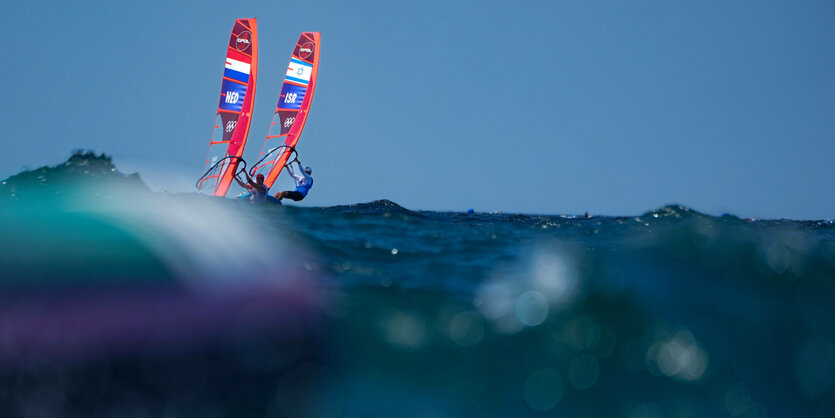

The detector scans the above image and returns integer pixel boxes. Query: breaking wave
[1,152,833,417]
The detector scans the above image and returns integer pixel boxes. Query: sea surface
[0,152,833,417]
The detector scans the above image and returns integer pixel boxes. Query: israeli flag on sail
[285,58,312,85]
[224,57,251,84]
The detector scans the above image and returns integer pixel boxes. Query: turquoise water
[1,153,833,417]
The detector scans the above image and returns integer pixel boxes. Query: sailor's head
[304,166,312,175]
[255,174,265,183]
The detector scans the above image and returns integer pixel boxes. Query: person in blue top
[234,172,268,202]
[274,159,313,202]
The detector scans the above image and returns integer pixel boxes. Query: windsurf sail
[250,32,320,189]
[196,18,258,196]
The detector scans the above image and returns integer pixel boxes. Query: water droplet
[766,242,791,274]
[568,354,600,390]
[515,291,548,327]
[449,312,485,347]
[523,368,563,411]
[477,280,515,320]
[378,310,427,350]
[648,329,708,381]
[724,383,751,416]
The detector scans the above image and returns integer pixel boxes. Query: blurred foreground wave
[0,152,833,417]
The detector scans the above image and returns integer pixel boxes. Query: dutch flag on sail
[285,58,312,85]
[224,57,250,84]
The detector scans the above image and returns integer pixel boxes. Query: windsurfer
[235,172,268,201]
[274,160,313,201]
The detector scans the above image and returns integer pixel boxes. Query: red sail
[197,18,258,196]
[251,32,320,190]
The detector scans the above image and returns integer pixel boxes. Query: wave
[0,151,149,203]
[1,153,834,416]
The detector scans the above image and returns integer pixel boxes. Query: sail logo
[283,117,295,128]
[298,42,315,59]
[236,31,252,51]
[225,121,237,132]
[225,91,240,104]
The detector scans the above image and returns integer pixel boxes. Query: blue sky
[2,0,833,218]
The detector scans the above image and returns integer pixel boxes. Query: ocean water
[1,152,833,417]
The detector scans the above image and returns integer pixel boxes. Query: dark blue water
[1,152,833,417]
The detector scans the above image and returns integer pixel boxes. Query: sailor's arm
[245,171,257,186]
[233,174,249,189]
[285,164,303,183]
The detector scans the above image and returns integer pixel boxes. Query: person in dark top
[235,172,268,202]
